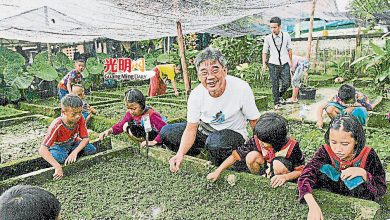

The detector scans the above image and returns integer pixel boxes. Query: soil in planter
[0,120,47,163]
[98,102,187,121]
[42,153,360,220]
[0,106,23,116]
[27,96,113,107]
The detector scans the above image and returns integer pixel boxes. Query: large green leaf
[0,47,25,73]
[96,53,109,63]
[350,55,371,66]
[86,57,104,75]
[3,64,34,89]
[33,51,53,64]
[0,86,21,101]
[53,52,73,70]
[27,63,58,81]
[369,40,385,56]
[365,55,384,71]
[375,69,390,82]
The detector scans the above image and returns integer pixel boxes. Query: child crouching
[207,112,305,188]
[99,89,167,147]
[39,94,97,179]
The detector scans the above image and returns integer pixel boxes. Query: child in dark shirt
[298,114,386,219]
[207,112,305,188]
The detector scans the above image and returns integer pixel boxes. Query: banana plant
[328,56,350,78]
[350,38,390,89]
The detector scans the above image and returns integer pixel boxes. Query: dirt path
[280,88,338,123]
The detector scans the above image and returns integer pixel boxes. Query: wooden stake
[312,37,320,74]
[306,0,317,61]
[176,21,191,96]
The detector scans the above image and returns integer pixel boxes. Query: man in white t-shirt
[162,47,261,173]
[262,16,293,110]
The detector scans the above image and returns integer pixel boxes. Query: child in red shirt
[39,94,96,179]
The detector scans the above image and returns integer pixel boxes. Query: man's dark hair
[0,185,61,220]
[61,94,83,109]
[124,88,146,110]
[338,84,356,103]
[270,17,282,26]
[254,112,288,151]
[324,114,365,156]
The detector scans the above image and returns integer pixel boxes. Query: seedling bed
[0,115,112,181]
[8,146,378,219]
[18,96,121,117]
[0,105,30,120]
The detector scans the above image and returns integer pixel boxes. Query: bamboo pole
[312,37,320,74]
[176,21,191,96]
[306,0,317,61]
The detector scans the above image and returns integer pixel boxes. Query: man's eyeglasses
[198,66,221,78]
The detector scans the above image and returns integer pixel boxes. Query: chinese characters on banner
[103,58,155,81]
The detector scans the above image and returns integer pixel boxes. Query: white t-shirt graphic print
[187,75,260,138]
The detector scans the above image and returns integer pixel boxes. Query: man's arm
[169,122,198,173]
[177,123,198,156]
[262,53,268,67]
[288,50,293,66]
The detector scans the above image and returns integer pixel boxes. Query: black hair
[0,185,61,220]
[124,89,146,110]
[61,94,83,109]
[324,114,366,156]
[338,84,356,103]
[270,17,282,26]
[254,112,288,151]
[75,59,85,63]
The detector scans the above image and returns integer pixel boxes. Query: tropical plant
[234,63,264,85]
[0,47,34,102]
[350,0,390,27]
[350,38,390,90]
[27,52,59,82]
[211,35,263,70]
[327,56,350,78]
